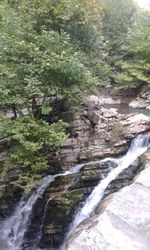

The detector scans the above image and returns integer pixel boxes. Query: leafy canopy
[0,0,104,174]
[114,11,150,88]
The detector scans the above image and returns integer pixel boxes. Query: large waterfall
[0,133,150,250]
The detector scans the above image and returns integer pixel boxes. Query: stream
[0,133,149,250]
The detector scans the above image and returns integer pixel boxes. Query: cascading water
[1,133,150,250]
[62,133,150,245]
[37,197,52,245]
[3,176,55,250]
[1,163,84,250]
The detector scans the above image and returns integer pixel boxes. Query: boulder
[122,114,150,137]
[88,95,99,104]
[101,107,118,118]
[129,99,147,109]
[121,113,149,125]
[129,85,150,110]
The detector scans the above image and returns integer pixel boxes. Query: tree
[114,10,150,88]
[102,0,138,58]
[0,1,101,175]
[9,0,110,83]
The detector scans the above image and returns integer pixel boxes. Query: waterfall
[1,133,150,250]
[63,133,150,244]
[2,163,84,250]
[37,198,52,244]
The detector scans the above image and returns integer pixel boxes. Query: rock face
[57,102,150,169]
[0,138,23,217]
[21,159,143,249]
[0,86,150,249]
[66,163,150,250]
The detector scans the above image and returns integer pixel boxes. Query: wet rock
[0,86,150,249]
[66,165,150,250]
[0,183,23,217]
[22,157,144,249]
[105,159,143,196]
[140,149,150,166]
[113,140,127,147]
[0,100,149,222]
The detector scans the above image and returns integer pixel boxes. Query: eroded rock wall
[22,158,144,249]
[65,160,150,250]
[0,86,150,249]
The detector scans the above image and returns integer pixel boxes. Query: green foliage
[0,0,107,176]
[1,0,150,178]
[15,173,42,193]
[102,0,138,57]
[0,18,97,109]
[112,121,123,140]
[114,11,150,88]
[0,116,67,173]
[100,0,150,88]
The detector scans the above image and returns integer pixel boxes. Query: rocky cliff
[0,86,150,249]
[57,86,150,170]
[65,151,150,250]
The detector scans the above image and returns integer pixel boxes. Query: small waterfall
[63,133,150,244]
[2,163,84,250]
[37,198,52,244]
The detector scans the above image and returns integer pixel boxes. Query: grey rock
[66,166,150,250]
[101,107,118,118]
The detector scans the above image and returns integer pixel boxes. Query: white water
[1,134,150,250]
[2,163,84,250]
[64,133,150,242]
[37,197,52,244]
